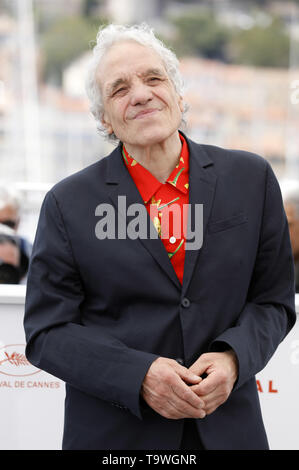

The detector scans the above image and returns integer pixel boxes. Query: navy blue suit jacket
[24,133,296,450]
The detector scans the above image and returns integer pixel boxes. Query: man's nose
[129,82,153,106]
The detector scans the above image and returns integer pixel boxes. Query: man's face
[97,41,184,147]
[285,202,299,261]
[0,204,19,231]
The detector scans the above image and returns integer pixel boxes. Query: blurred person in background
[24,23,295,451]
[0,223,22,284]
[0,184,31,281]
[280,179,299,292]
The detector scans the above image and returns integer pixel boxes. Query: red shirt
[122,133,189,285]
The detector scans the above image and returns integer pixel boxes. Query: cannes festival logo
[0,344,41,377]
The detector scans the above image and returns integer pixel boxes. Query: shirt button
[169,236,176,244]
[181,297,191,308]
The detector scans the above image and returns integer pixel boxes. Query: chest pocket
[208,213,248,234]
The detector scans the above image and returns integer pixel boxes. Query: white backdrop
[0,285,298,450]
[0,285,64,450]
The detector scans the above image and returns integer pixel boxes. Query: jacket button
[175,357,184,365]
[181,297,191,308]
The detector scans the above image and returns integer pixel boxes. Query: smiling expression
[97,41,184,148]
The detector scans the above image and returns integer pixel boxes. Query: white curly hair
[85,23,187,143]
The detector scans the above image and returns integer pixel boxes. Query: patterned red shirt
[122,133,189,285]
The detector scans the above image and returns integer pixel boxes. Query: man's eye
[148,77,161,83]
[113,88,127,96]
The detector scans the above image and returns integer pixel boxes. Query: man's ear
[101,112,113,135]
[178,95,184,113]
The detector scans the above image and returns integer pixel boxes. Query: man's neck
[124,131,182,183]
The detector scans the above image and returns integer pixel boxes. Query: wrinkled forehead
[96,40,168,93]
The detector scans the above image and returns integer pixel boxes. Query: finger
[165,384,207,419]
[143,371,205,414]
[171,376,205,409]
[172,388,206,416]
[166,396,206,419]
[187,385,219,415]
[176,366,202,385]
[191,374,233,416]
[189,358,211,380]
[196,389,225,415]
[193,372,219,396]
[144,384,206,420]
[156,399,206,420]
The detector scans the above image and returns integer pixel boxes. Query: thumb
[177,366,202,385]
[189,357,209,378]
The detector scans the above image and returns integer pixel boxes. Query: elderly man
[24,24,295,450]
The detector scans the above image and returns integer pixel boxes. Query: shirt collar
[122,132,189,204]
[165,133,189,194]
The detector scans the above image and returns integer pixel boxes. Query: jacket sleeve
[23,190,159,420]
[208,161,296,390]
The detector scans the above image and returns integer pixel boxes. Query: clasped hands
[141,351,238,419]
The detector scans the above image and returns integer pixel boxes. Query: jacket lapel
[105,144,182,290]
[181,136,217,296]
[104,135,217,293]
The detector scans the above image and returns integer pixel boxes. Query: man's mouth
[133,108,160,119]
